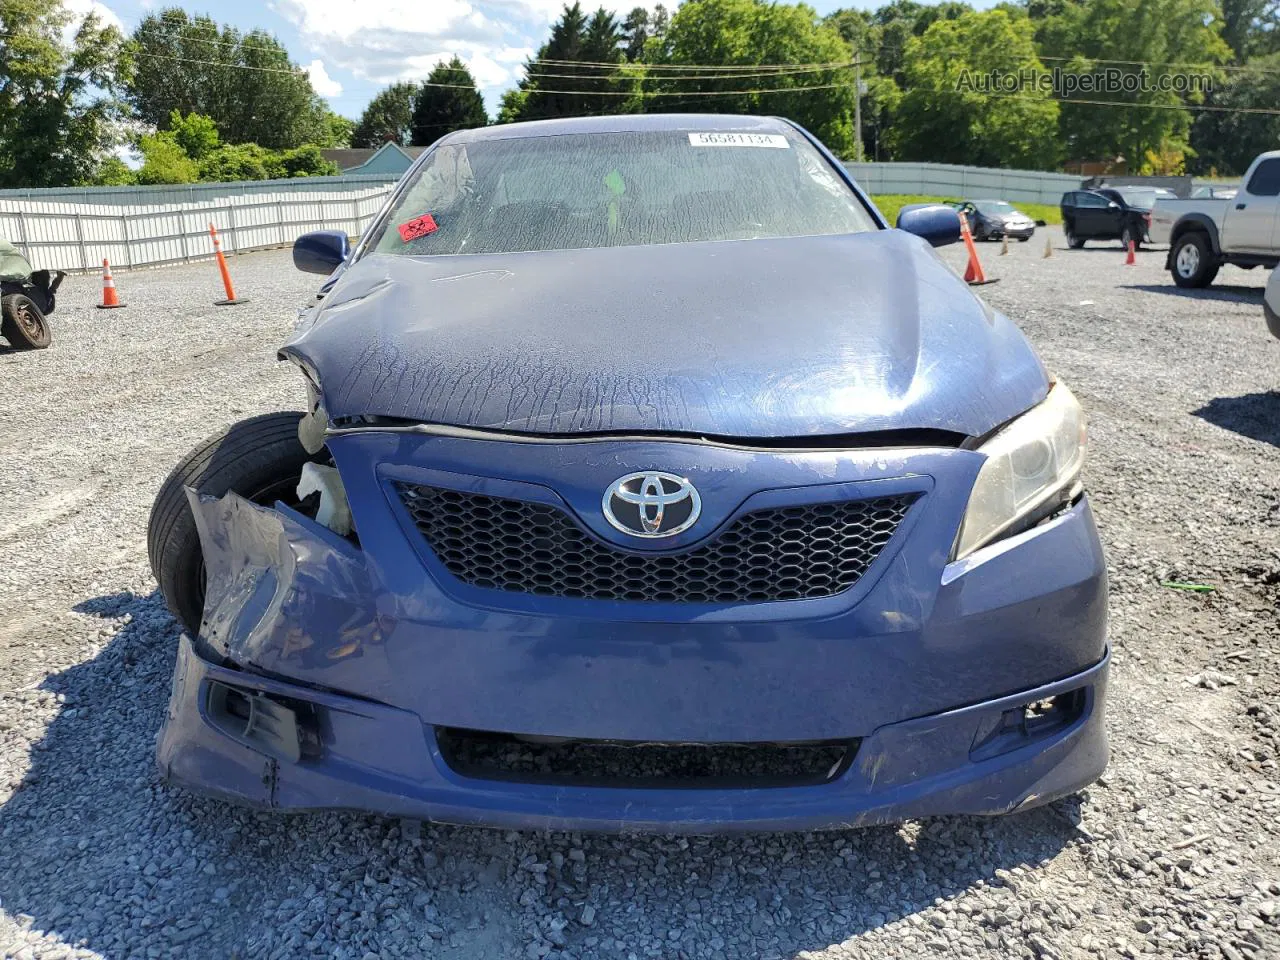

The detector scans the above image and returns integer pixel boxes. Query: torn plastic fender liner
[185,488,390,682]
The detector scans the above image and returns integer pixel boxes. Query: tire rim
[1176,242,1200,278]
[13,300,45,341]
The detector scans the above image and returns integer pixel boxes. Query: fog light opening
[206,681,324,763]
[971,688,1088,761]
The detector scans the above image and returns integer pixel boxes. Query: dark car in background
[1060,188,1156,250]
[953,200,1036,242]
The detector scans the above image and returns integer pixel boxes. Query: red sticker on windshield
[398,213,438,242]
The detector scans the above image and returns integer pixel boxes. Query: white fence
[844,162,1082,205]
[0,176,399,272]
[0,161,1222,272]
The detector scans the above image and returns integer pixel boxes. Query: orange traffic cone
[1124,239,1137,266]
[960,214,998,286]
[96,259,126,309]
[209,223,248,305]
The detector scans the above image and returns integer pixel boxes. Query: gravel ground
[1,233,1278,960]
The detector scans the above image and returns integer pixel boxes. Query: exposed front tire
[1065,226,1085,249]
[1121,226,1142,252]
[1,293,51,350]
[147,412,326,636]
[1170,232,1219,288]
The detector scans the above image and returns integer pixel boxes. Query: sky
[63,0,999,122]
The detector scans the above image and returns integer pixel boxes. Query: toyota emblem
[602,472,701,538]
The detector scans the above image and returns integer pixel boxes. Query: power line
[944,85,1280,116]
[1033,52,1278,76]
[127,49,306,75]
[527,57,859,72]
[0,27,309,74]
[14,21,1280,117]
[522,62,863,82]
[422,78,862,96]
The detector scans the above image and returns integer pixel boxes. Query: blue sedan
[148,114,1108,832]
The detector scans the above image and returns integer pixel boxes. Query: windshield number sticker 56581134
[688,132,790,148]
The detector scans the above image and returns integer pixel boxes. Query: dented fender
[186,489,391,686]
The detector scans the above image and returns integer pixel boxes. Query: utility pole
[854,53,864,163]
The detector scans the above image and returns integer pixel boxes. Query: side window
[1077,193,1108,208]
[1245,158,1280,197]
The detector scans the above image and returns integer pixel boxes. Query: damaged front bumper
[158,435,1109,832]
[159,632,1107,832]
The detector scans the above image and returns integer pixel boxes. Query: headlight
[953,383,1086,560]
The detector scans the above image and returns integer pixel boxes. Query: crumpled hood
[282,230,1048,439]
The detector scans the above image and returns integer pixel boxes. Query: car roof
[441,113,797,145]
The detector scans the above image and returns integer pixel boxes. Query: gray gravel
[1,233,1278,960]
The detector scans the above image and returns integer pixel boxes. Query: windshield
[368,130,878,257]
[1113,187,1159,210]
[975,201,1016,215]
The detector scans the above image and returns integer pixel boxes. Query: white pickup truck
[1148,150,1280,288]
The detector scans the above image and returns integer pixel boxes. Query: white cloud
[274,0,491,43]
[272,0,668,115]
[305,59,344,97]
[60,0,125,35]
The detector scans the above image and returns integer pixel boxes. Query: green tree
[167,110,220,160]
[621,6,651,60]
[318,111,355,147]
[825,7,900,160]
[890,8,1061,168]
[1220,0,1277,60]
[641,0,858,155]
[1189,51,1280,174]
[91,156,135,186]
[135,133,199,184]
[507,4,623,121]
[620,0,671,59]
[1035,0,1229,169]
[497,87,529,124]
[127,9,327,149]
[197,143,282,181]
[352,81,419,146]
[870,0,924,82]
[279,145,341,177]
[0,0,128,187]
[411,57,487,146]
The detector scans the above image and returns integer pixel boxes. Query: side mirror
[1108,201,1121,210]
[896,203,962,247]
[293,230,350,275]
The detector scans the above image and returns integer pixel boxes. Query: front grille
[436,728,857,788]
[396,482,916,603]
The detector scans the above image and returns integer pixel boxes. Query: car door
[1060,193,1077,230]
[1228,158,1280,253]
[1074,192,1111,237]
[1096,191,1129,237]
